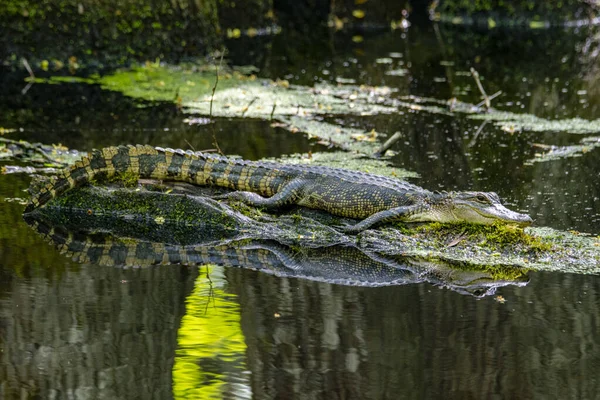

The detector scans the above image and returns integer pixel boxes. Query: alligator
[24,144,533,231]
[24,213,530,297]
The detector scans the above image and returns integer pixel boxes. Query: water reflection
[23,208,529,297]
[0,256,195,399]
[174,267,250,400]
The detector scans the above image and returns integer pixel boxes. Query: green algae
[470,112,600,135]
[411,222,553,252]
[399,95,600,135]
[43,186,249,245]
[362,224,599,276]
[31,76,97,85]
[95,63,394,121]
[274,117,383,153]
[101,170,141,188]
[35,63,600,161]
[35,64,398,156]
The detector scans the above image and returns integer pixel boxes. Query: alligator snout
[516,214,533,226]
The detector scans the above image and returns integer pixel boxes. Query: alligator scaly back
[24,144,533,230]
[24,144,288,213]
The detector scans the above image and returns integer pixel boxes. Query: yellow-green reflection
[173,265,249,399]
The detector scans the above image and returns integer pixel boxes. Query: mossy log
[25,180,600,277]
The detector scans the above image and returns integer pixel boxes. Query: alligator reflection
[24,212,529,298]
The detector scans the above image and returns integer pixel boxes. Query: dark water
[1,22,600,399]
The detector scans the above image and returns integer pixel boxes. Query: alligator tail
[24,145,165,213]
[24,144,282,213]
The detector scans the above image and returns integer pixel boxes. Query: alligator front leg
[217,179,306,209]
[341,205,423,233]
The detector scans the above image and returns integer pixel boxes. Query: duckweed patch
[400,95,600,135]
[37,64,399,156]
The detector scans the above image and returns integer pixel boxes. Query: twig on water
[209,51,225,119]
[475,90,502,109]
[241,97,258,117]
[22,58,35,79]
[470,67,491,110]
[184,139,196,152]
[270,102,277,120]
[210,50,226,156]
[21,58,35,95]
[204,266,216,315]
[468,120,489,147]
[373,131,403,158]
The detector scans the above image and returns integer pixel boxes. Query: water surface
[1,21,600,399]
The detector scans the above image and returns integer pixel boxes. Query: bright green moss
[105,171,140,188]
[413,221,553,252]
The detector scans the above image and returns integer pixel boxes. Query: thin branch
[373,131,403,157]
[204,266,216,315]
[468,120,489,147]
[211,133,224,156]
[22,58,35,79]
[21,58,35,95]
[210,50,226,156]
[470,68,490,110]
[184,139,196,151]
[241,97,258,117]
[21,81,34,95]
[209,51,225,119]
[475,90,502,108]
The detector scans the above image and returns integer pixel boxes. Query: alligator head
[425,191,533,226]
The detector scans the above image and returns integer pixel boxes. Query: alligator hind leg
[341,205,420,233]
[216,179,306,209]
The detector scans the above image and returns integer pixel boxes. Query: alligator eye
[476,194,488,202]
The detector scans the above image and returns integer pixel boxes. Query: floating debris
[526,137,600,164]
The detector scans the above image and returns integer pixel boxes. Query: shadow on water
[1,19,600,400]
